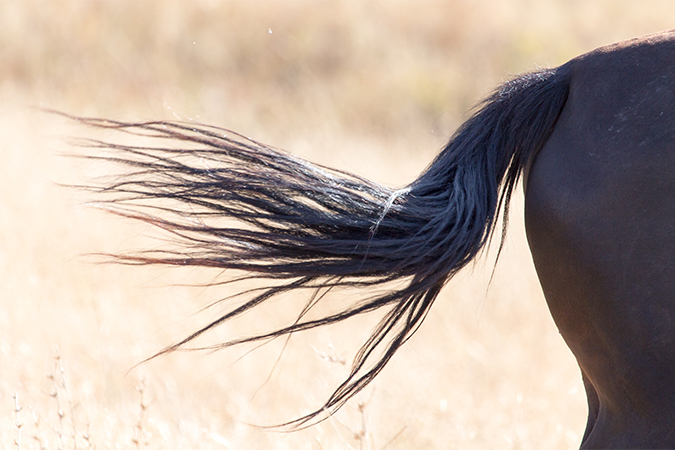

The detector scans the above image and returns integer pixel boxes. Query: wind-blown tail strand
[72,65,570,426]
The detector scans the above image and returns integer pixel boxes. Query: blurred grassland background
[1,1,674,449]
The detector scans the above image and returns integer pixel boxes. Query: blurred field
[1,1,674,448]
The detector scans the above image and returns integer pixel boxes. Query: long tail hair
[73,65,570,426]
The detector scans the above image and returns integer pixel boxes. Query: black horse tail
[74,64,570,426]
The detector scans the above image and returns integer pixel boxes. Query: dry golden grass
[2,1,674,448]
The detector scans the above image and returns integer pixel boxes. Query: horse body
[82,30,675,449]
[526,31,675,447]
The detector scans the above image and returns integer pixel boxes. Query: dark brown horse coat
[526,31,675,448]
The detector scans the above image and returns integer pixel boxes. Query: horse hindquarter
[525,31,675,448]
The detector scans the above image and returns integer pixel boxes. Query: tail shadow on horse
[71,30,675,449]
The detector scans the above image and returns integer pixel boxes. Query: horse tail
[75,64,570,426]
